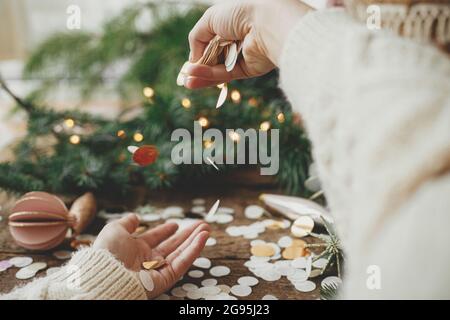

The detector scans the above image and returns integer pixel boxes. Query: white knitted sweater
[280,9,450,299]
[1,249,147,300]
[2,8,449,299]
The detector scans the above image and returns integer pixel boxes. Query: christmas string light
[204,140,214,149]
[117,130,126,138]
[64,118,75,128]
[260,121,271,131]
[228,130,240,142]
[69,134,80,144]
[133,132,144,142]
[230,90,241,103]
[143,87,154,98]
[181,98,191,108]
[198,117,209,127]
[277,112,285,123]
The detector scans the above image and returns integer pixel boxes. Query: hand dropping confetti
[178,35,241,108]
[127,145,159,166]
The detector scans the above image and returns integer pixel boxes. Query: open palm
[93,214,210,298]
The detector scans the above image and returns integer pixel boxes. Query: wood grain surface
[0,185,326,300]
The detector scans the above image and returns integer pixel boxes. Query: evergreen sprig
[320,283,339,300]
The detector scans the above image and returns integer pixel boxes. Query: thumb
[327,0,344,7]
[117,213,140,233]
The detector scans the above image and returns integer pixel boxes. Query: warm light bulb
[117,130,126,138]
[231,90,241,103]
[143,87,154,98]
[277,112,285,123]
[248,98,258,107]
[204,140,214,149]
[69,134,80,144]
[198,117,209,127]
[133,132,144,142]
[260,121,271,131]
[228,131,240,142]
[181,98,191,108]
[64,118,75,128]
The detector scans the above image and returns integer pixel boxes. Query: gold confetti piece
[266,220,285,230]
[282,246,305,260]
[291,239,307,248]
[142,261,159,270]
[250,244,276,257]
[134,226,147,235]
[70,239,92,249]
[196,35,240,109]
[142,258,166,270]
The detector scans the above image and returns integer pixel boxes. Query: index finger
[188,8,215,62]
[138,222,179,248]
[170,231,210,278]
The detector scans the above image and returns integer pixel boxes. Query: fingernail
[176,72,185,86]
[189,51,193,62]
[176,61,190,86]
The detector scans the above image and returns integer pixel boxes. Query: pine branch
[320,283,339,300]
[0,163,45,194]
[0,73,34,113]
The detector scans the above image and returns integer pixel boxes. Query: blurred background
[0,0,325,199]
[0,0,325,151]
[0,0,220,151]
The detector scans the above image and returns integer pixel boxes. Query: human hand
[327,0,344,7]
[93,214,210,298]
[180,0,312,89]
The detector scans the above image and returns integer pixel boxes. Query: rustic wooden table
[0,185,323,300]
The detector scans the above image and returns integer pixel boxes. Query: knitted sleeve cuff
[50,248,147,300]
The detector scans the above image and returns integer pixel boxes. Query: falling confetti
[128,145,159,166]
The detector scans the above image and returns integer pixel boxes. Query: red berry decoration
[132,145,159,166]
